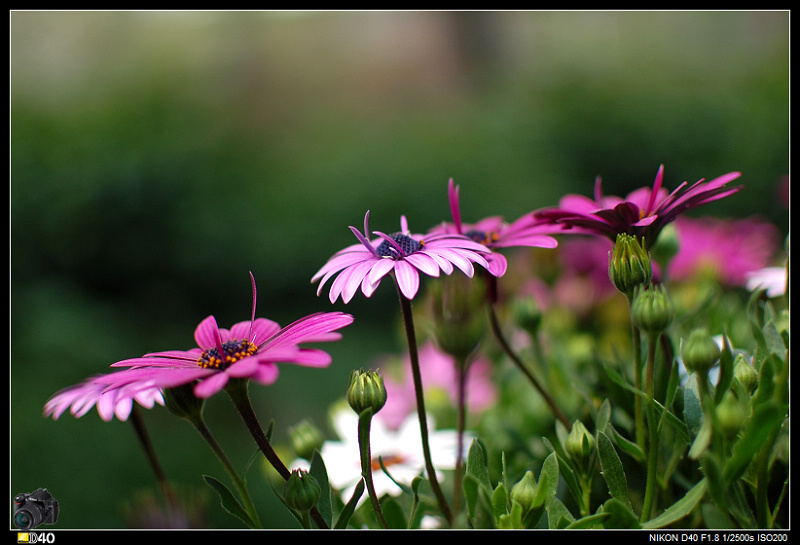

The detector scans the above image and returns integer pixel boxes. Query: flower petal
[394,259,420,300]
[194,371,230,398]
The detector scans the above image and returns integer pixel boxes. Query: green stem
[487,304,571,430]
[358,409,388,528]
[182,407,262,528]
[224,379,329,529]
[394,278,453,526]
[453,357,468,516]
[631,322,645,453]
[640,335,659,523]
[129,404,179,514]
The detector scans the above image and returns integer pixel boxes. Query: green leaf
[642,479,707,529]
[723,402,788,484]
[542,437,582,508]
[601,498,641,529]
[597,431,632,511]
[203,475,257,528]
[608,424,645,462]
[683,373,704,437]
[308,450,332,527]
[491,482,508,519]
[381,497,407,529]
[547,497,575,529]
[466,438,493,492]
[533,451,559,510]
[334,478,364,529]
[566,512,610,529]
[596,399,612,434]
[463,475,495,529]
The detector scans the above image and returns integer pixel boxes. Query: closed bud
[163,383,205,421]
[681,329,720,376]
[509,471,538,514]
[513,296,543,337]
[609,233,653,297]
[289,419,324,461]
[346,369,387,416]
[716,392,746,441]
[283,469,321,513]
[565,420,595,473]
[430,274,486,362]
[733,354,758,394]
[631,284,674,336]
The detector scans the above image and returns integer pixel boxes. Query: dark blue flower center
[465,229,498,245]
[197,339,258,370]
[376,233,423,258]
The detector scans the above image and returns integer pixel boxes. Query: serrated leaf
[597,431,632,511]
[203,475,257,528]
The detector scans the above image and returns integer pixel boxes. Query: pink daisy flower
[431,178,560,277]
[92,276,354,399]
[312,211,496,303]
[668,216,780,287]
[44,375,164,422]
[533,165,742,247]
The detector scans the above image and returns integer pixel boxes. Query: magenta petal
[194,316,222,350]
[368,258,396,286]
[290,348,334,367]
[394,259,420,299]
[487,253,508,277]
[405,253,441,277]
[194,372,229,398]
[226,356,260,378]
[251,363,280,385]
[247,318,282,345]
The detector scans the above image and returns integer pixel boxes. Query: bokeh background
[11,11,789,529]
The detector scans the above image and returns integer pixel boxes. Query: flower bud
[631,284,674,336]
[565,420,595,473]
[289,419,324,461]
[509,470,538,514]
[733,354,758,394]
[513,296,543,337]
[282,469,321,512]
[429,274,486,361]
[681,329,720,376]
[715,391,746,441]
[346,369,387,416]
[163,383,205,421]
[609,233,653,297]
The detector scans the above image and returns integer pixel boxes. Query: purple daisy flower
[44,375,164,422]
[312,211,495,304]
[533,165,742,247]
[91,276,354,399]
[432,178,561,276]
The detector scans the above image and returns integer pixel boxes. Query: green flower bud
[163,383,205,421]
[565,420,595,473]
[289,419,324,461]
[513,296,543,337]
[282,469,321,512]
[429,274,486,361]
[733,354,758,394]
[631,284,674,336]
[715,392,746,441]
[609,233,653,297]
[346,369,387,416]
[509,470,538,514]
[681,329,721,376]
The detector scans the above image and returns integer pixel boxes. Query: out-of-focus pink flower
[376,342,497,430]
[44,375,164,422]
[668,216,780,287]
[430,178,561,277]
[312,211,495,303]
[534,165,742,247]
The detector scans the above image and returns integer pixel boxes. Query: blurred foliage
[11,11,788,528]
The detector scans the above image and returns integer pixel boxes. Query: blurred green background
[11,11,789,529]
